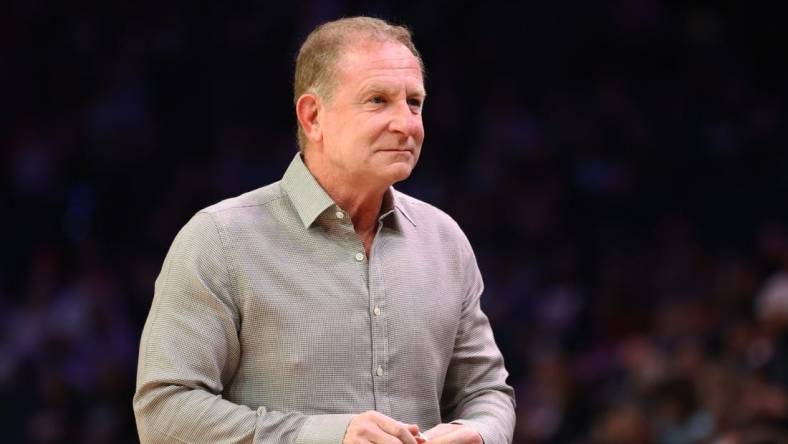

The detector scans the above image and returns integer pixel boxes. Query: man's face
[318,40,425,188]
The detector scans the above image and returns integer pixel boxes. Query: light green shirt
[134,154,515,443]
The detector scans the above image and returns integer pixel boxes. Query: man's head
[294,17,424,151]
[294,17,426,189]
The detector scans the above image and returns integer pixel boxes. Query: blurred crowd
[2,1,787,443]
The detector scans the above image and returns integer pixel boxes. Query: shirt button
[335,211,345,219]
[375,366,384,377]
[373,306,381,316]
[355,252,365,262]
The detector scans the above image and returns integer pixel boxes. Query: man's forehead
[337,41,422,73]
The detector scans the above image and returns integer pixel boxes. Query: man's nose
[388,101,422,136]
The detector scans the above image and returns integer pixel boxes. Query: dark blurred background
[3,1,788,443]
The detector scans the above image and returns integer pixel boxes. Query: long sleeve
[440,242,516,444]
[133,212,353,444]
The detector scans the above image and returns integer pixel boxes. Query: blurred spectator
[3,1,788,442]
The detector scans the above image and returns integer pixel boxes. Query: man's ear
[296,93,322,143]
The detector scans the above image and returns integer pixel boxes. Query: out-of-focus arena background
[2,2,787,443]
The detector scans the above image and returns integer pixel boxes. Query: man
[134,17,515,444]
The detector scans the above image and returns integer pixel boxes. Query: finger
[424,423,462,439]
[373,416,418,444]
[428,431,453,444]
[408,424,427,444]
[367,429,408,444]
[428,428,475,444]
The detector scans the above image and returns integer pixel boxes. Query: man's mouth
[378,147,415,153]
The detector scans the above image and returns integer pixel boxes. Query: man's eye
[407,98,422,108]
[369,96,385,104]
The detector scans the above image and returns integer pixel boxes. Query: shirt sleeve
[440,240,517,444]
[133,212,354,444]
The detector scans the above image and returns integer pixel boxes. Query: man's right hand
[343,410,422,444]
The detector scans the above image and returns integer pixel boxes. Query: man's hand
[423,423,482,444]
[343,410,422,444]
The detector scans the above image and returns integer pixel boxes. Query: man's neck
[328,183,385,235]
[303,152,387,254]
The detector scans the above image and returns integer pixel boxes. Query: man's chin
[383,163,415,185]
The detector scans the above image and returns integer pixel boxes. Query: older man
[134,17,515,444]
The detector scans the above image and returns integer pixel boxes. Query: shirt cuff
[296,414,355,444]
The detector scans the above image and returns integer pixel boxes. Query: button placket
[367,234,392,415]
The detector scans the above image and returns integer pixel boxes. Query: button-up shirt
[134,154,515,443]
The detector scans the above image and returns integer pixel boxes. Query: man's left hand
[422,424,482,444]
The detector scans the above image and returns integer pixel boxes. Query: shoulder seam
[200,212,241,324]
[200,193,288,216]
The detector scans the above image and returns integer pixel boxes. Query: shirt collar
[387,190,417,227]
[280,153,417,229]
[281,154,335,228]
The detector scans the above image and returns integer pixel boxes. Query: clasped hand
[343,411,482,444]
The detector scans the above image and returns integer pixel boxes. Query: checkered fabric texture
[134,154,515,443]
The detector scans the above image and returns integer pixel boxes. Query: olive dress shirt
[134,154,515,443]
